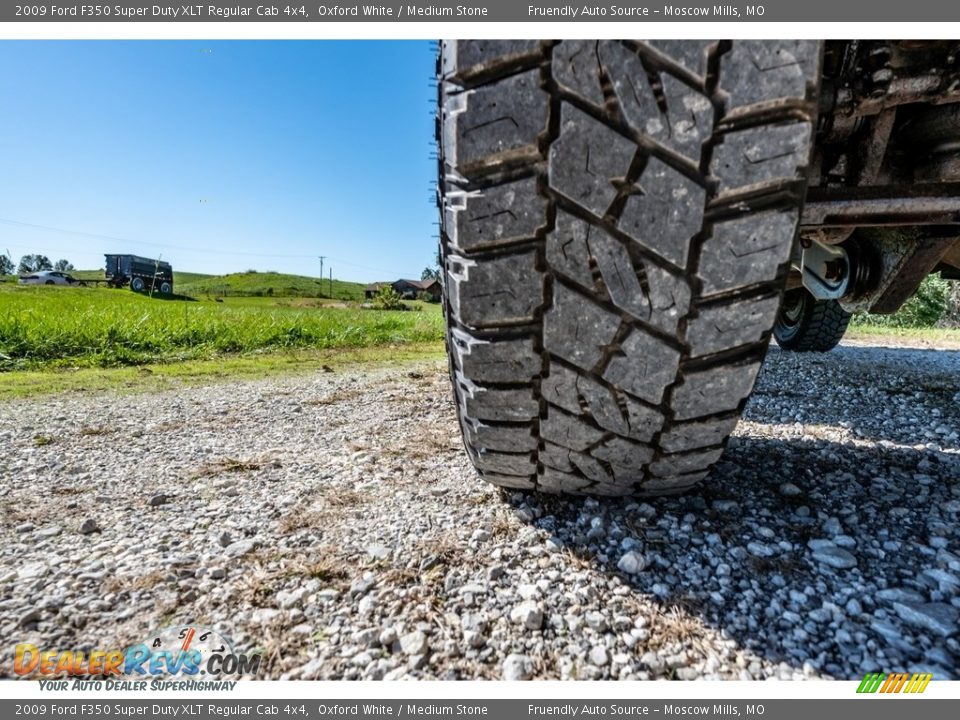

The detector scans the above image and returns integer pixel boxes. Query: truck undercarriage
[795,41,960,320]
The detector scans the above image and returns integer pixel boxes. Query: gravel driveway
[2,339,959,680]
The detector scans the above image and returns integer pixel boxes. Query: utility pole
[318,256,326,296]
[329,267,333,298]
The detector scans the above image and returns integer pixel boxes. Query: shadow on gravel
[510,345,960,680]
[753,345,960,447]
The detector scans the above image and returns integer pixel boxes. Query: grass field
[60,269,367,299]
[846,322,960,347]
[0,283,443,371]
[177,271,366,300]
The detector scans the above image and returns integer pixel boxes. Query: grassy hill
[177,271,365,300]
[44,269,364,300]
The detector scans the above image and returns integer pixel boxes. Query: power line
[0,217,316,258]
[0,217,428,277]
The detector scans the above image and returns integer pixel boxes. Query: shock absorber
[799,235,879,302]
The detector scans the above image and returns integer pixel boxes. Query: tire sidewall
[774,289,813,347]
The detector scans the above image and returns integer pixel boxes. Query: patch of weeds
[79,426,114,436]
[50,486,80,496]
[304,388,362,406]
[412,530,477,578]
[321,488,364,508]
[382,565,420,588]
[646,606,708,651]
[279,489,366,532]
[191,456,279,478]
[297,557,349,585]
[103,569,170,594]
[489,514,514,538]
[748,553,802,577]
[278,511,322,533]
[33,434,55,446]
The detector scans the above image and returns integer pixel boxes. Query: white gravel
[1,339,959,680]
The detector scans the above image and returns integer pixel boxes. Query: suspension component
[798,237,879,302]
[801,240,850,299]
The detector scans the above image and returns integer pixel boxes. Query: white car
[18,270,85,286]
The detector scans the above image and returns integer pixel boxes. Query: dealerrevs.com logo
[857,672,933,694]
[15,625,261,686]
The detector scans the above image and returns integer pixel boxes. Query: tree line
[0,254,75,275]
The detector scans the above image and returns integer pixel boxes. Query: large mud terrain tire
[773,288,851,352]
[438,40,822,495]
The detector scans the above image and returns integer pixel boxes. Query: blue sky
[0,41,437,282]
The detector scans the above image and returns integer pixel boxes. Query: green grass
[0,342,446,401]
[0,284,443,371]
[846,323,960,345]
[177,271,366,300]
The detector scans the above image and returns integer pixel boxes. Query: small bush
[855,275,952,328]
[372,286,406,311]
[943,281,960,328]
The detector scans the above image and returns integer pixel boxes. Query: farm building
[364,278,441,301]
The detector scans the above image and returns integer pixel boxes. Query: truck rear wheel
[131,277,145,292]
[439,40,822,495]
[773,288,851,352]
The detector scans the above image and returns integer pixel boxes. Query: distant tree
[54,259,75,272]
[18,254,53,274]
[0,254,14,276]
[422,248,442,282]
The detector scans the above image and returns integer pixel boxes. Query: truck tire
[438,40,821,495]
[773,288,851,352]
[160,281,172,295]
[131,277,145,292]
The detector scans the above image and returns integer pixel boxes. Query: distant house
[364,278,441,302]
[364,282,389,299]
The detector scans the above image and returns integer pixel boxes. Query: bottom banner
[2,699,957,720]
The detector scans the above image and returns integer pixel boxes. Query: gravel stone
[18,609,42,628]
[148,494,169,507]
[78,519,99,535]
[617,551,647,574]
[502,653,533,680]
[224,539,257,558]
[893,603,959,637]
[811,546,858,570]
[510,601,544,630]
[779,483,802,497]
[588,646,610,666]
[398,631,429,656]
[877,588,926,605]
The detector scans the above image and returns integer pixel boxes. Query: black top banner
[2,1,955,22]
